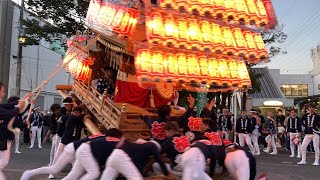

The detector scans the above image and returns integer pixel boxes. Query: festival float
[55,0,278,141]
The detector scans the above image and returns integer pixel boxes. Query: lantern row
[85,0,139,36]
[63,46,94,81]
[135,48,251,88]
[158,0,278,29]
[146,12,268,60]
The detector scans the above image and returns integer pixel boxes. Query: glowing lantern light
[210,0,226,19]
[218,60,230,84]
[224,0,237,20]
[255,0,269,26]
[163,15,178,47]
[86,1,139,36]
[186,0,202,14]
[232,28,247,56]
[176,19,190,48]
[252,32,268,59]
[243,30,257,59]
[147,12,164,44]
[135,49,152,80]
[187,19,202,50]
[198,56,210,83]
[186,54,201,81]
[228,60,240,83]
[221,27,236,55]
[176,53,188,80]
[164,53,178,82]
[211,23,224,52]
[245,0,259,24]
[262,0,278,29]
[208,58,220,82]
[199,20,214,51]
[234,0,249,23]
[151,51,165,79]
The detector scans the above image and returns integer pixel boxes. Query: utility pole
[15,0,24,96]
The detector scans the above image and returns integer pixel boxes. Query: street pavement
[3,143,320,180]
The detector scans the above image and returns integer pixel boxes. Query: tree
[21,0,89,46]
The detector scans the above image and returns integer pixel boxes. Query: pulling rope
[25,33,102,127]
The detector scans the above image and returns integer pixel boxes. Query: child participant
[100,138,171,180]
[224,141,256,180]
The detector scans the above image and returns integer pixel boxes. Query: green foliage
[261,26,288,58]
[247,69,262,94]
[22,0,90,45]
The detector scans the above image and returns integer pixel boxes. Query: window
[54,97,62,105]
[280,84,308,97]
[34,96,45,110]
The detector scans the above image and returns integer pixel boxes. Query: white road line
[3,168,24,172]
[281,161,293,164]
[259,162,299,167]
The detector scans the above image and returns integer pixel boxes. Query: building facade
[0,0,70,111]
[310,45,320,74]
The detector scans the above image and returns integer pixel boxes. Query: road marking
[3,168,24,172]
[281,161,293,164]
[259,162,299,167]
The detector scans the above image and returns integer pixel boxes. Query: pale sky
[14,0,320,74]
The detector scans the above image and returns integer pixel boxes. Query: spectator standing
[264,112,277,155]
[29,107,44,148]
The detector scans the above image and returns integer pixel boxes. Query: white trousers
[49,135,61,166]
[225,150,250,180]
[53,143,66,164]
[20,143,76,180]
[265,134,277,153]
[0,141,11,180]
[301,134,319,163]
[181,147,212,180]
[251,135,260,154]
[100,149,143,180]
[14,132,20,152]
[30,126,42,148]
[72,143,100,180]
[62,159,85,180]
[239,133,255,154]
[289,133,301,156]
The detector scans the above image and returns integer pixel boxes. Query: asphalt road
[3,143,320,180]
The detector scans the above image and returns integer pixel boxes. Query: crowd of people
[1,79,320,180]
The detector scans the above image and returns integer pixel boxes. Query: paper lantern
[232,28,248,56]
[218,60,231,85]
[164,53,178,81]
[163,15,178,47]
[146,12,164,44]
[176,53,188,79]
[187,0,202,14]
[151,51,165,79]
[242,30,257,58]
[262,0,278,29]
[211,23,224,52]
[210,0,226,18]
[199,20,214,51]
[208,58,220,82]
[221,27,236,55]
[86,1,139,36]
[234,0,249,23]
[135,49,152,80]
[252,32,268,59]
[187,19,202,50]
[186,54,201,82]
[255,0,269,26]
[198,56,210,83]
[224,0,238,20]
[176,18,190,48]
[245,0,259,24]
[228,60,240,85]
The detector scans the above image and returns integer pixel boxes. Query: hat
[63,97,73,105]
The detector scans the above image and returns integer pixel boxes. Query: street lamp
[18,37,26,44]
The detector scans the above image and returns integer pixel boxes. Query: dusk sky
[14,0,320,74]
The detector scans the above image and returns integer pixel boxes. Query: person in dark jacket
[298,103,320,166]
[48,104,61,166]
[286,109,302,158]
[29,107,44,149]
[0,82,29,179]
[236,110,255,155]
[218,108,233,140]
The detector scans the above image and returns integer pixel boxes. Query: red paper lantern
[221,27,236,55]
[232,28,248,56]
[187,19,202,50]
[242,30,257,59]
[199,20,214,51]
[252,32,268,59]
[163,15,178,47]
[176,18,190,49]
[146,12,164,44]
